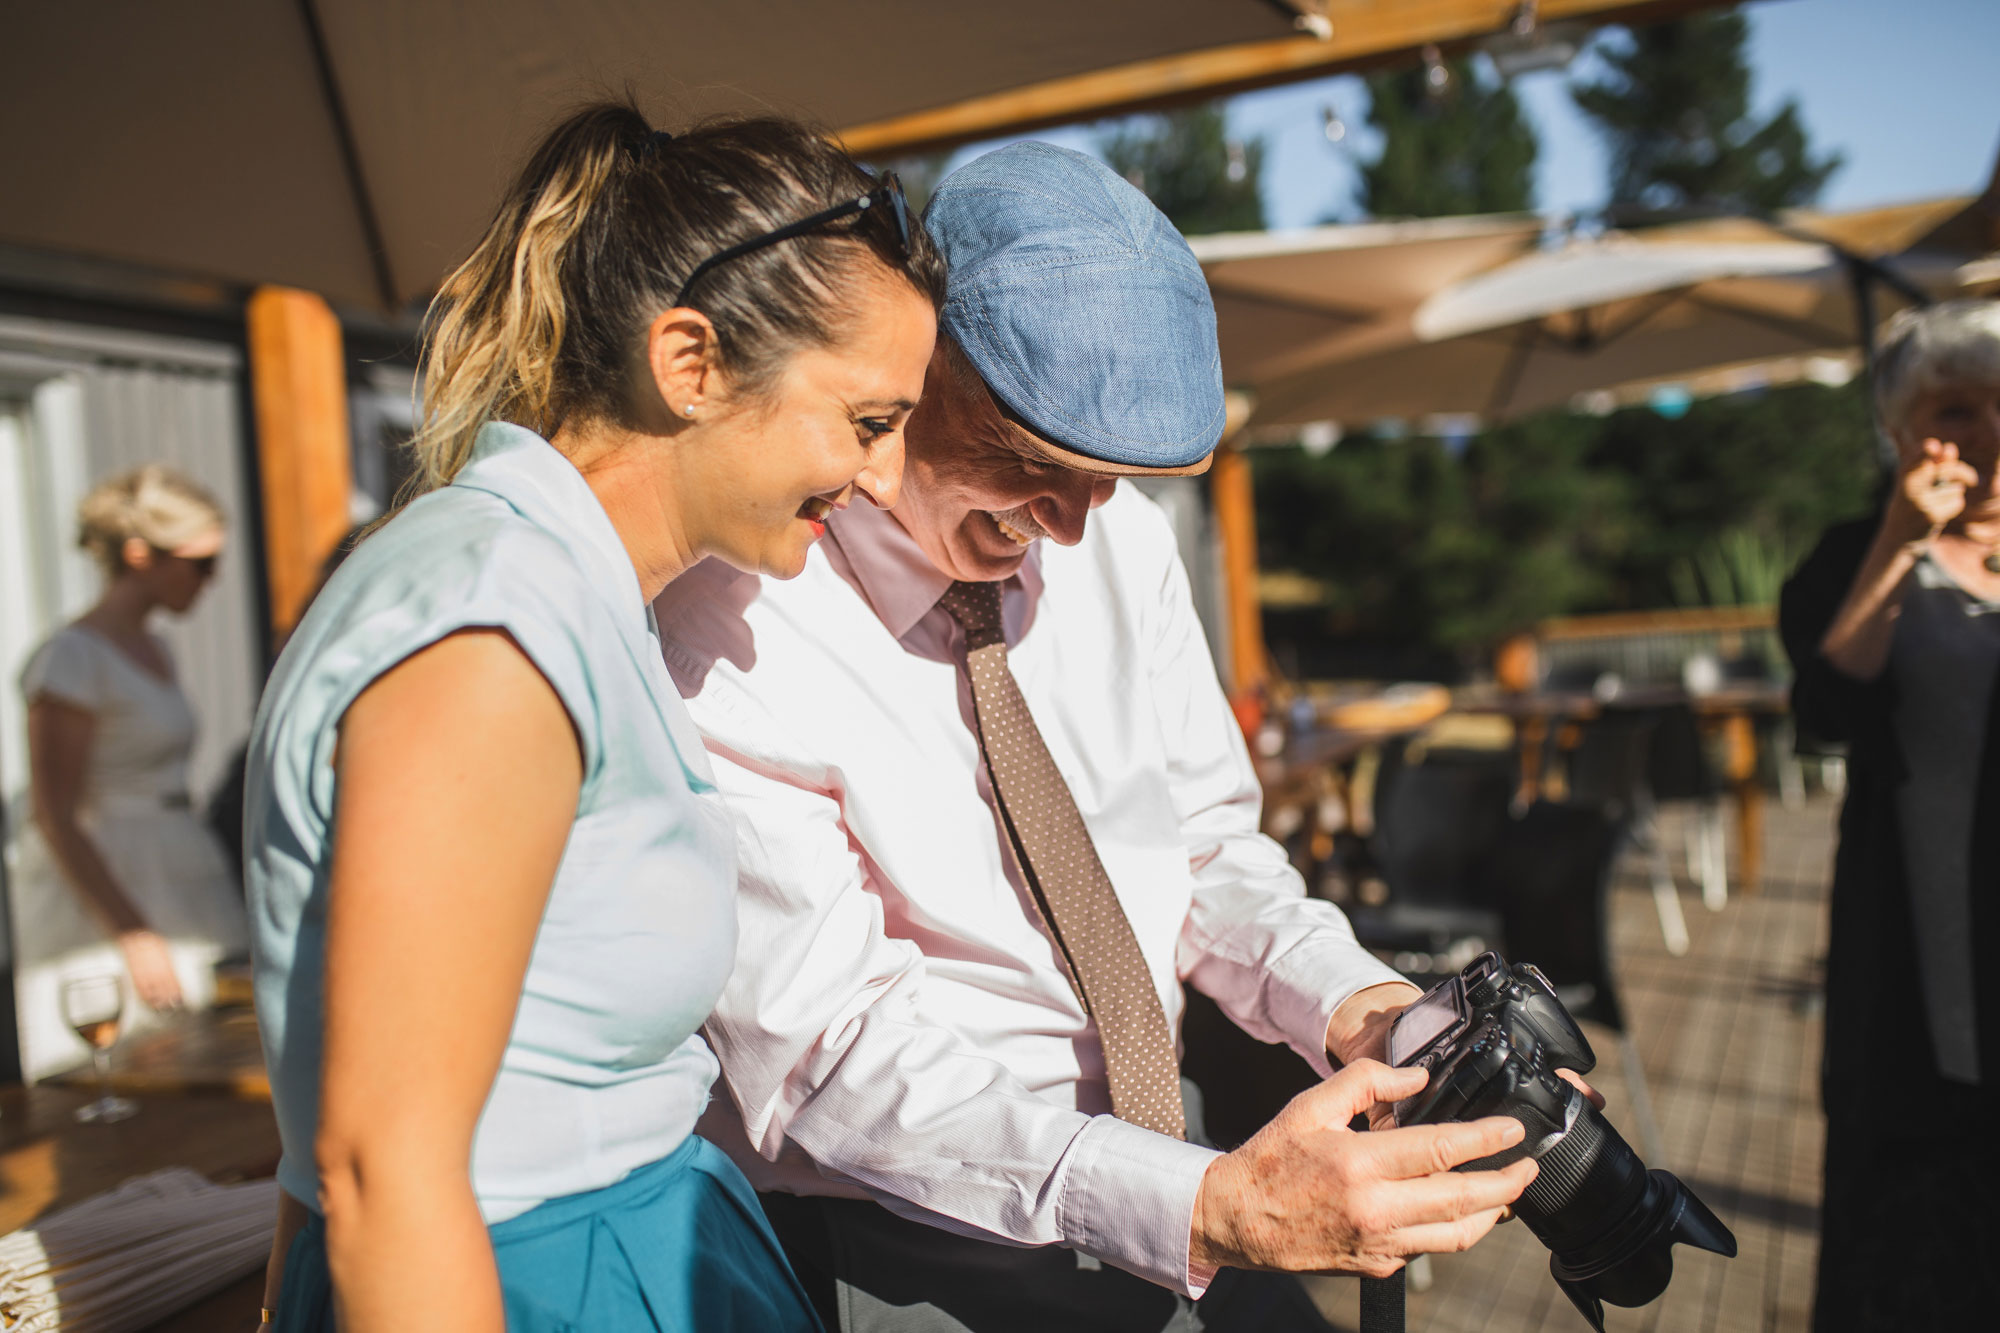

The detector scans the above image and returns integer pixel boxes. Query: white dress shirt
[655,484,1404,1294]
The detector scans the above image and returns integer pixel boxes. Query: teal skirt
[274,1135,822,1332]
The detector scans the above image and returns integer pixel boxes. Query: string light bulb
[1422,44,1452,96]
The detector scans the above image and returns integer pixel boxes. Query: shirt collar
[450,422,646,619]
[826,502,1043,639]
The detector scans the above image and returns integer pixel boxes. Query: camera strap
[1359,1272,1406,1333]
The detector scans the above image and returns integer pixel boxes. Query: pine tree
[1571,10,1842,215]
[1097,103,1265,235]
[1356,57,1537,219]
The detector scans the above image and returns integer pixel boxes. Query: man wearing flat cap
[657,143,1532,1332]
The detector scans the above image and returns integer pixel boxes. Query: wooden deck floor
[1311,791,1838,1333]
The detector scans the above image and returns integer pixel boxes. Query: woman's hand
[117,929,184,1010]
[1821,435,1977,681]
[1896,437,1979,537]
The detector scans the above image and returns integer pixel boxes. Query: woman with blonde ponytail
[246,102,943,1332]
[15,464,248,1083]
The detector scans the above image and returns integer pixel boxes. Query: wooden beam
[247,286,352,640]
[1211,440,1268,701]
[840,0,1737,159]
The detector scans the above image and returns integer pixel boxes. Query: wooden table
[1455,681,1791,891]
[3,1009,278,1330]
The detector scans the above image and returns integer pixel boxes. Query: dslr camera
[1387,952,1735,1331]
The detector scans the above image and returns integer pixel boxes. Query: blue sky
[944,0,2000,229]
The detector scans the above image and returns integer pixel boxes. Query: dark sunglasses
[673,172,912,311]
[154,547,218,578]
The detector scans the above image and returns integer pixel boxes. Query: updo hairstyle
[405,100,948,499]
[76,465,226,578]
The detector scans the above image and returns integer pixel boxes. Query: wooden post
[1211,444,1266,702]
[1210,391,1266,706]
[1721,710,1764,895]
[247,286,352,640]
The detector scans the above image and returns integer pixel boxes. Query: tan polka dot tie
[939,579,1186,1139]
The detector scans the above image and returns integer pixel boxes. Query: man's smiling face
[891,339,1119,583]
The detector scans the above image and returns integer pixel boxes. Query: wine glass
[61,974,138,1124]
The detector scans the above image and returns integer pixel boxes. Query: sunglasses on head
[153,547,218,577]
[672,172,912,311]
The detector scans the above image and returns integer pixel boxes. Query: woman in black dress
[1779,299,2000,1332]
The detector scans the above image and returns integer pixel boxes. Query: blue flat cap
[924,142,1224,475]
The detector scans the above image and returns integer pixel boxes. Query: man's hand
[1189,1060,1536,1278]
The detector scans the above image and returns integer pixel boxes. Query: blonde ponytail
[405,114,626,496]
[396,101,947,508]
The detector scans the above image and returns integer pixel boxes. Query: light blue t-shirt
[247,423,736,1222]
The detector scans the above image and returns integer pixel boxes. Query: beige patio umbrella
[1194,213,1548,386]
[1243,221,1968,429]
[1195,204,1973,693]
[0,0,1729,316]
[0,0,1324,313]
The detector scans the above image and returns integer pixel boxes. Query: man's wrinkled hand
[1189,1060,1536,1278]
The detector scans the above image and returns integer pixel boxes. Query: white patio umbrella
[1192,213,1548,386]
[1244,225,1966,429]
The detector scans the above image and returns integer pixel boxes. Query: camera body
[1387,952,1594,1161]
[1386,952,1735,1331]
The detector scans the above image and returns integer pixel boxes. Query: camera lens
[1515,1099,1645,1251]
[1513,1099,1737,1330]
[1387,954,1735,1330]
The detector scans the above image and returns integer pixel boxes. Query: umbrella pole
[1842,256,1897,474]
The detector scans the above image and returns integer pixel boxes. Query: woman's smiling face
[681,275,938,579]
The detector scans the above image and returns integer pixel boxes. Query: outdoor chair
[1348,742,1517,979]
[1642,704,1731,912]
[1492,799,1670,1165]
[1562,708,1694,955]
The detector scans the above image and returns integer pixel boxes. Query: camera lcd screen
[1388,981,1466,1067]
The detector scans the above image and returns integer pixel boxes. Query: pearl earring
[683,403,696,418]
